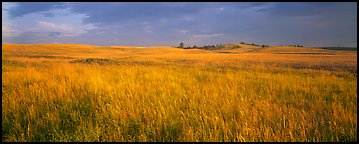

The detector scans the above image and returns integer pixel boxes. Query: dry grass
[2,44,357,142]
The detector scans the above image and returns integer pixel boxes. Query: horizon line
[2,42,358,48]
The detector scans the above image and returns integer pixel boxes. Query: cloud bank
[2,2,357,47]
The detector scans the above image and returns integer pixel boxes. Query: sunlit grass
[2,44,357,142]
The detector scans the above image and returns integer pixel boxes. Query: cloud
[193,33,224,39]
[174,30,189,35]
[2,17,14,35]
[255,2,356,17]
[2,4,20,37]
[67,2,207,24]
[37,21,94,36]
[38,21,70,31]
[2,2,357,47]
[43,12,55,17]
[2,21,19,37]
[6,2,67,18]
[3,2,95,40]
[6,31,47,43]
[48,31,61,37]
[140,21,153,33]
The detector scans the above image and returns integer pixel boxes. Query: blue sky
[2,2,357,47]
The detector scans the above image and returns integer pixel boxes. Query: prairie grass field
[2,43,357,142]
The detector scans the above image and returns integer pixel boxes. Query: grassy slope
[217,43,331,53]
[2,44,357,142]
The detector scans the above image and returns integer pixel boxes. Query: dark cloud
[258,2,356,17]
[3,2,357,47]
[67,2,207,24]
[7,2,67,18]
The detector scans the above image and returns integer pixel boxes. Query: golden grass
[2,44,357,142]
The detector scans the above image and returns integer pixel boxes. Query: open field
[2,43,357,142]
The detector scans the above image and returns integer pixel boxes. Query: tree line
[240,42,269,48]
[176,42,304,49]
[239,42,303,48]
[177,42,225,50]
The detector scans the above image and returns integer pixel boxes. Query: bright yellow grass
[2,44,357,142]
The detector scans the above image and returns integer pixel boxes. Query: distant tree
[179,42,184,48]
[193,45,198,48]
[218,44,224,48]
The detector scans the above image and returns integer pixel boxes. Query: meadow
[2,43,357,142]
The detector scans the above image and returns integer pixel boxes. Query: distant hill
[318,47,357,51]
[211,43,340,54]
[196,43,358,52]
[221,43,262,51]
[213,43,358,54]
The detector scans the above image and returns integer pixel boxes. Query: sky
[2,2,357,47]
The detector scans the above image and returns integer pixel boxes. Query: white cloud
[245,3,274,12]
[3,5,96,42]
[140,21,153,33]
[2,17,19,37]
[38,21,72,31]
[213,7,226,12]
[142,25,153,33]
[173,29,189,35]
[2,3,20,38]
[37,21,94,36]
